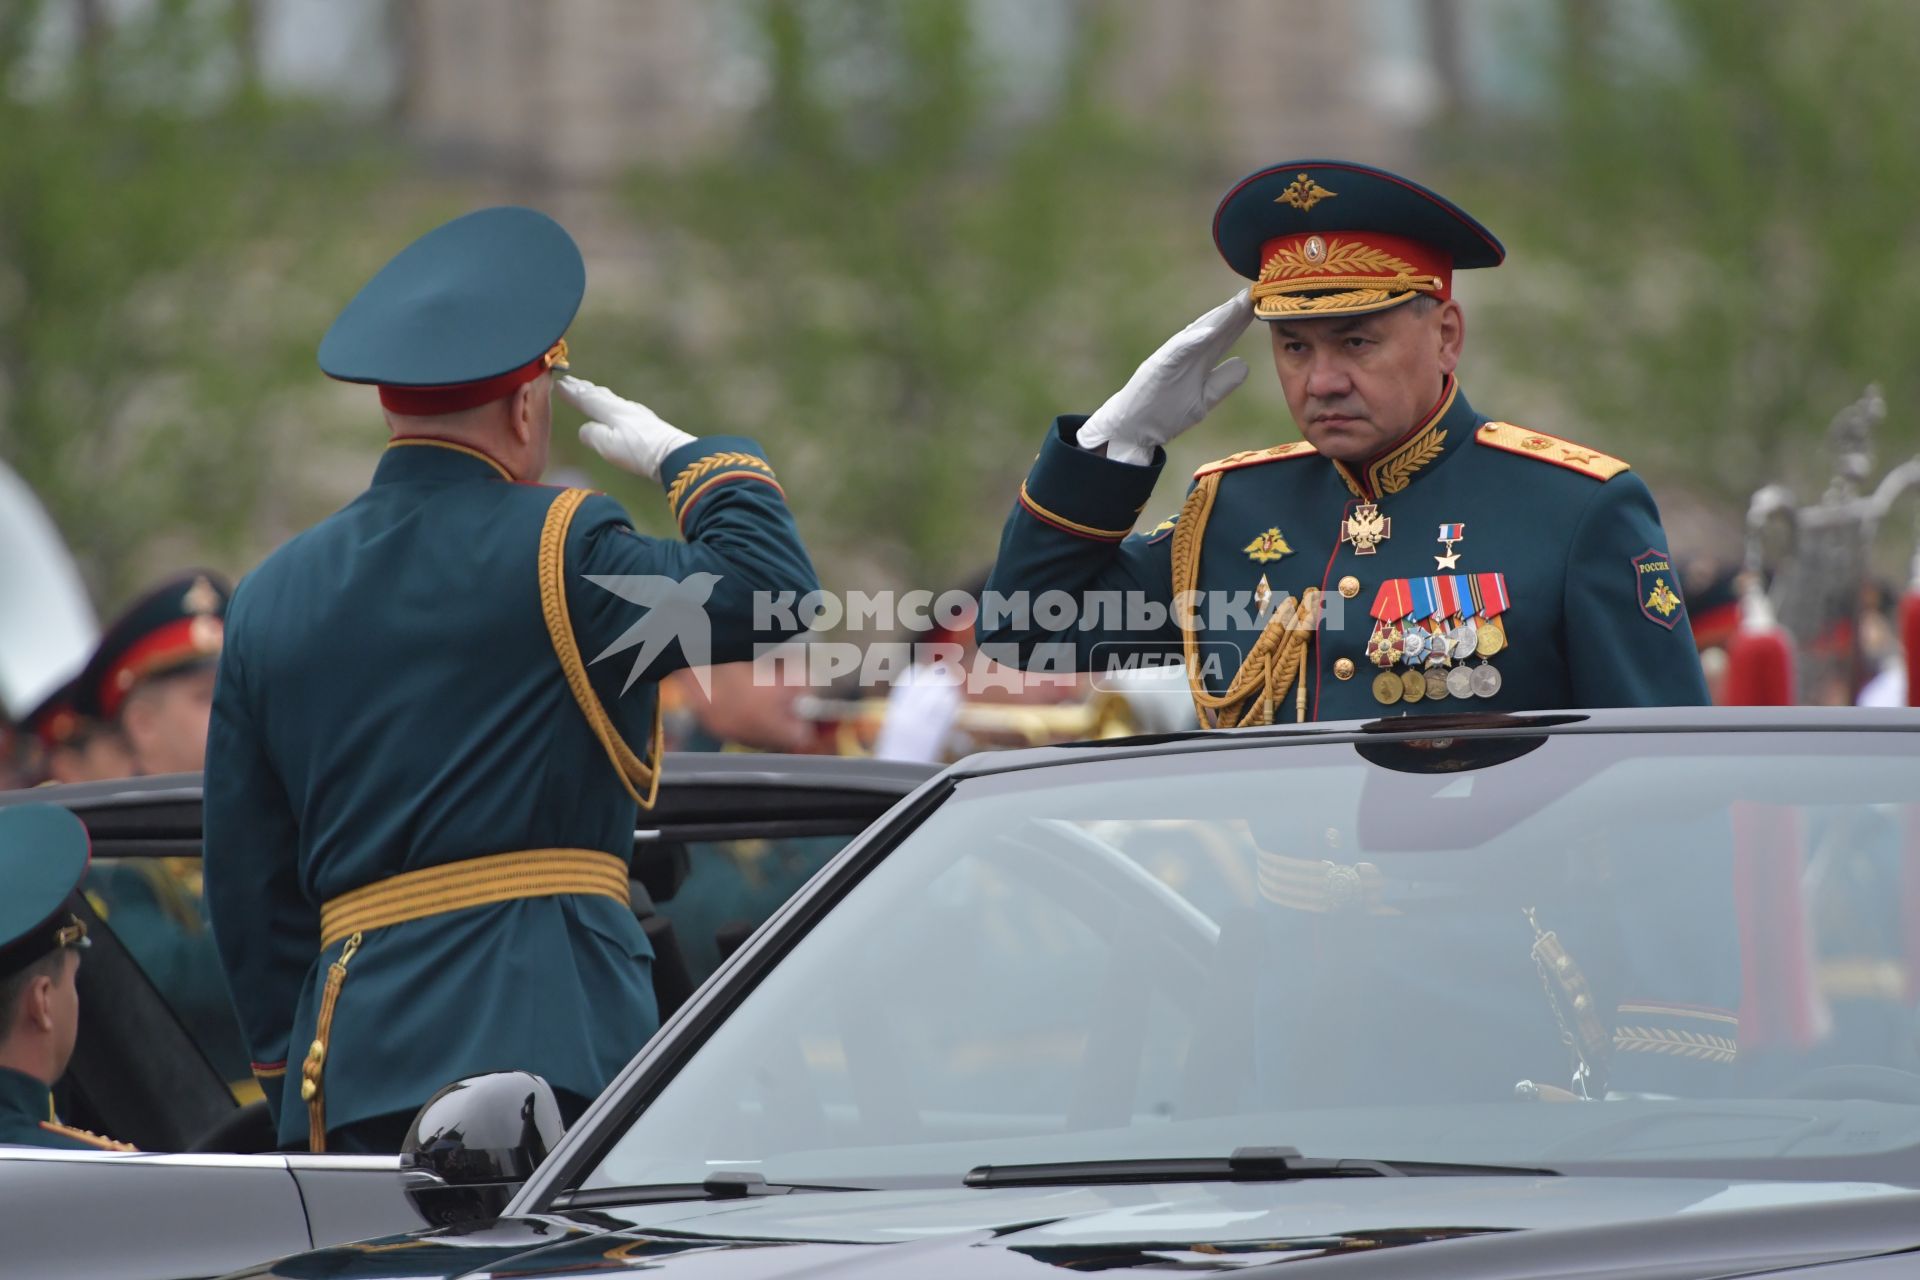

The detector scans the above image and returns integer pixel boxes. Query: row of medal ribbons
[1364,574,1509,706]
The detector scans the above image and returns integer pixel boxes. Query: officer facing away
[203,207,819,1152]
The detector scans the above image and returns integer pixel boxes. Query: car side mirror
[398,1072,565,1226]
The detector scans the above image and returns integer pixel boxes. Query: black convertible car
[0,752,933,1280]
[211,708,1920,1278]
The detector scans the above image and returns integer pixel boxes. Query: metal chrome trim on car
[0,1146,401,1171]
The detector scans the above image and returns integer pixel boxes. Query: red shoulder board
[1193,440,1318,479]
[1476,422,1630,481]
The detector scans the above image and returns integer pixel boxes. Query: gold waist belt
[317,848,630,949]
[303,847,630,1152]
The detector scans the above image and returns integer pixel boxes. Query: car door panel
[288,1155,428,1247]
[0,1151,313,1280]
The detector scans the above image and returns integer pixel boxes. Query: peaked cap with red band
[1213,160,1505,321]
[318,206,584,416]
[77,572,230,722]
[21,676,86,754]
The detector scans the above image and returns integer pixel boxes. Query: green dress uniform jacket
[204,436,817,1148]
[0,1065,132,1150]
[982,379,1709,720]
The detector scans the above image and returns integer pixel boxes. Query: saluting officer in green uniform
[983,161,1708,721]
[203,207,819,1152]
[0,804,135,1151]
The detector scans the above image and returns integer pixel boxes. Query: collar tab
[1333,377,1476,501]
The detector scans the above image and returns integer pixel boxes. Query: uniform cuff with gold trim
[1016,416,1163,543]
[660,437,784,531]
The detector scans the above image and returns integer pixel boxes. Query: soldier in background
[75,572,230,778]
[20,678,134,786]
[69,573,247,1085]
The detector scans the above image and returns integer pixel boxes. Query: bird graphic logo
[584,572,723,695]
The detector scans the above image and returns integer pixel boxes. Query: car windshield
[587,728,1920,1190]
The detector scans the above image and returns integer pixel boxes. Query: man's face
[46,727,135,785]
[122,665,217,775]
[1268,299,1463,462]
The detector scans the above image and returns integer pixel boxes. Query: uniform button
[1334,657,1356,680]
[1338,575,1361,599]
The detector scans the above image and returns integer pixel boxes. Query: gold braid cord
[1171,474,1322,728]
[539,488,666,811]
[303,931,362,1153]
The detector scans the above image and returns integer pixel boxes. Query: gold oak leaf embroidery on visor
[1256,236,1418,285]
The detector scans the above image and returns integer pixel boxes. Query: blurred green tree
[1455,0,1920,500]
[0,0,389,603]
[589,0,1239,588]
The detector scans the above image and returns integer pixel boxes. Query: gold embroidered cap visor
[1212,160,1505,321]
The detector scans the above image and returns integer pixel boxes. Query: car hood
[231,1175,1916,1277]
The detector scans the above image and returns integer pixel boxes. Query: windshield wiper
[554,1171,873,1209]
[963,1145,1558,1189]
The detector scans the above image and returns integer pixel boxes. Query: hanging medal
[1366,580,1411,668]
[1403,578,1435,668]
[1426,579,1454,698]
[1474,571,1509,656]
[1467,573,1508,698]
[1436,575,1473,661]
[1435,575,1471,698]
[1418,578,1451,670]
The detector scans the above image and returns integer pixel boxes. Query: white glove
[556,375,696,482]
[1077,290,1253,466]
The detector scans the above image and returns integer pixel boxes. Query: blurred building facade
[377,0,1429,187]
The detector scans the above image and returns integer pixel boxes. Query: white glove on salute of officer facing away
[1076,289,1254,466]
[558,375,697,482]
